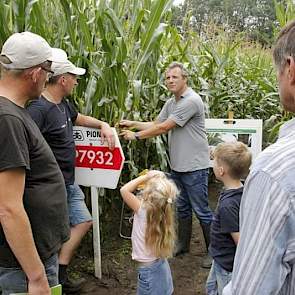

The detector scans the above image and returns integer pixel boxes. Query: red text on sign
[75,145,123,170]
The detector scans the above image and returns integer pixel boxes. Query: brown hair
[47,74,63,85]
[166,62,189,78]
[214,141,252,180]
[0,59,51,78]
[0,56,26,77]
[273,20,295,71]
[141,174,178,258]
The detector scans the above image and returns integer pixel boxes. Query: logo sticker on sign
[73,127,125,189]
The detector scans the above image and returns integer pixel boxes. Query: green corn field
[0,0,294,211]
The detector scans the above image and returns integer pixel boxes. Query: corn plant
[2,0,295,246]
[0,0,293,182]
[274,0,295,32]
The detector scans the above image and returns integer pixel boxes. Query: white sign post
[205,119,263,166]
[73,126,125,278]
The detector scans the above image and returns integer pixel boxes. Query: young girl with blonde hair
[120,170,178,295]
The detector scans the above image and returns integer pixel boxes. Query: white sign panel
[205,119,263,166]
[73,126,125,189]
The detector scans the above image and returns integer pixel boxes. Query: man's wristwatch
[134,132,140,140]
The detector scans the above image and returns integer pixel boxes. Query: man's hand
[28,273,50,295]
[100,123,115,150]
[120,130,136,140]
[119,120,134,129]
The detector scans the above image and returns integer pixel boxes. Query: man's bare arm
[76,113,115,149]
[119,119,155,131]
[0,168,50,294]
[120,119,176,140]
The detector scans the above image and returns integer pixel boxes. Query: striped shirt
[223,118,295,295]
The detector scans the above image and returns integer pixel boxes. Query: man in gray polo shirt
[120,62,213,266]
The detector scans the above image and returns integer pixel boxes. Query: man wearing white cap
[0,32,70,294]
[27,49,114,293]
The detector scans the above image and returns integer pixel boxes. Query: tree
[180,0,277,44]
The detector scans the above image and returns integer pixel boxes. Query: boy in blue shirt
[206,142,252,295]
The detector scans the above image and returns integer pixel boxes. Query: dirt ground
[70,181,221,295]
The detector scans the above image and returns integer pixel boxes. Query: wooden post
[228,110,234,123]
[91,186,102,279]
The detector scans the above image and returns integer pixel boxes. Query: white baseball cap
[51,48,68,61]
[50,48,85,76]
[0,31,64,69]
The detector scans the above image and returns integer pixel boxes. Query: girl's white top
[131,202,157,262]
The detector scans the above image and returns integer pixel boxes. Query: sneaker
[62,277,86,294]
[201,254,212,269]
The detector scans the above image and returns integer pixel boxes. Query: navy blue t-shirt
[27,96,78,185]
[209,186,243,272]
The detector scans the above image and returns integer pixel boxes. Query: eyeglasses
[40,65,54,78]
[64,73,79,80]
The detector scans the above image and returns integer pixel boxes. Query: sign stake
[91,186,102,279]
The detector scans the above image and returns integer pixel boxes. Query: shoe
[62,277,86,294]
[201,254,212,269]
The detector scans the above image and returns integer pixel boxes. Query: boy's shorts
[66,183,92,226]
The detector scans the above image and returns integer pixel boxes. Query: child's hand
[136,170,164,190]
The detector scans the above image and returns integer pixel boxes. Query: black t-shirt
[27,96,78,185]
[209,186,243,272]
[0,96,70,267]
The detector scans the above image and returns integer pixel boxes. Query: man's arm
[119,119,155,131]
[119,95,170,132]
[120,118,176,140]
[0,168,50,294]
[75,113,115,149]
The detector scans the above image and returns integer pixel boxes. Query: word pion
[86,130,101,138]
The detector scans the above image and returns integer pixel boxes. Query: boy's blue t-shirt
[209,186,243,272]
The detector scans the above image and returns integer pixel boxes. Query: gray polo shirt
[157,87,209,172]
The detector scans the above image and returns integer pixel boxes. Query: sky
[173,0,184,5]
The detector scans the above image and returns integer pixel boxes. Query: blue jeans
[206,260,232,295]
[0,254,58,295]
[137,259,173,295]
[66,183,92,226]
[171,169,213,224]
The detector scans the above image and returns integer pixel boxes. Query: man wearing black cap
[0,32,70,294]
